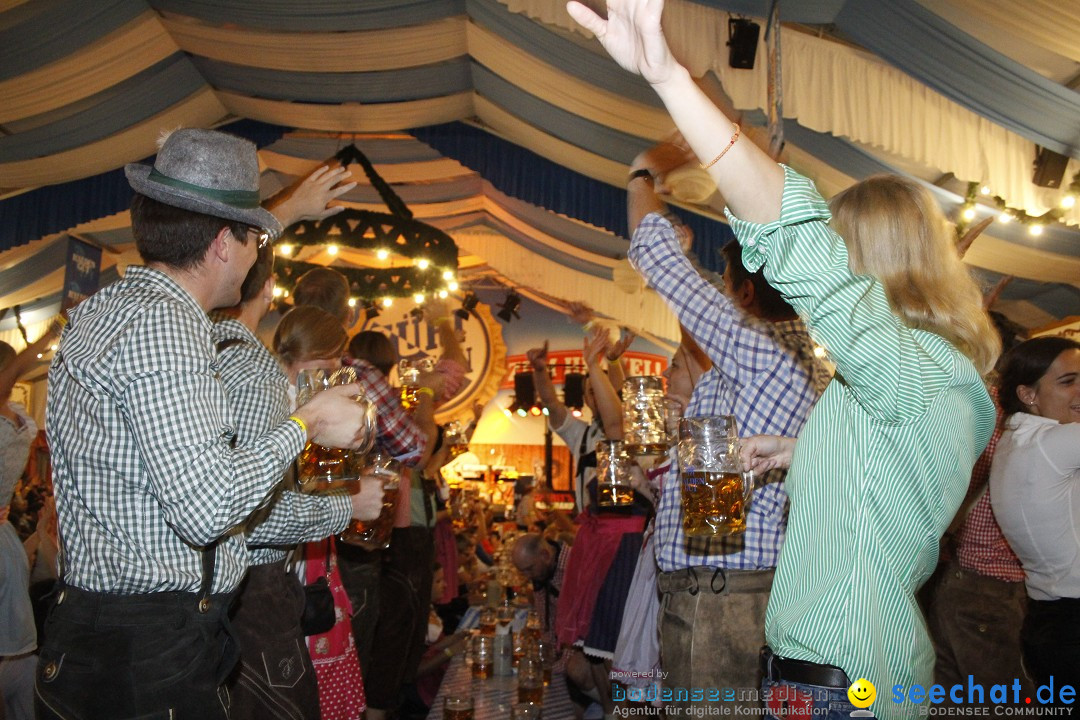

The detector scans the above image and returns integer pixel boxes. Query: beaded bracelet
[699,123,741,170]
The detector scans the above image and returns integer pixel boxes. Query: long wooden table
[426,652,576,720]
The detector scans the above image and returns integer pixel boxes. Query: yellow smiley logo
[848,678,876,709]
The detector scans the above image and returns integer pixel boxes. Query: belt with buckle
[657,566,774,596]
[760,647,850,689]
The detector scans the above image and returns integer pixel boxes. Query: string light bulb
[998,211,1012,224]
[980,185,991,196]
[438,290,449,299]
[347,297,357,308]
[276,244,294,257]
[442,270,454,281]
[416,258,430,270]
[382,297,393,308]
[327,244,339,256]
[1062,194,1076,209]
[448,281,459,292]
[273,286,285,297]
[961,206,976,222]
[1029,224,1044,237]
[413,293,425,304]
[376,249,389,261]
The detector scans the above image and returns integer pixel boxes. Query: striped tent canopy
[1,0,1078,352]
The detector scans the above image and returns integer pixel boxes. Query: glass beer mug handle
[742,469,755,504]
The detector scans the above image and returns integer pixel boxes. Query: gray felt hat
[124,128,282,234]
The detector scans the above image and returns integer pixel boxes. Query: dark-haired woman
[990,336,1080,694]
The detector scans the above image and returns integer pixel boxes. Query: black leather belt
[760,646,850,689]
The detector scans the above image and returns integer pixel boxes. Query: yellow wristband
[288,414,308,436]
[416,386,435,399]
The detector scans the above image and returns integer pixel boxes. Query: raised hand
[607,327,637,361]
[584,326,612,367]
[526,341,550,372]
[566,0,677,86]
[269,165,358,227]
[564,300,595,326]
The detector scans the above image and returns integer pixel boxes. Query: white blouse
[990,413,1080,601]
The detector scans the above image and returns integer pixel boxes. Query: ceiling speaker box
[1032,146,1069,189]
[728,18,760,70]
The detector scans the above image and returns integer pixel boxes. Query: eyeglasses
[251,228,271,250]
[228,226,271,250]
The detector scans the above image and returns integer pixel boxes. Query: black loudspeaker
[1033,146,1070,189]
[728,18,760,70]
[514,372,537,408]
[563,373,585,410]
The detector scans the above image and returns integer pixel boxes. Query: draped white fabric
[498,0,1080,227]
[935,0,1080,66]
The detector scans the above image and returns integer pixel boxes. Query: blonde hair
[273,306,347,368]
[829,175,1000,375]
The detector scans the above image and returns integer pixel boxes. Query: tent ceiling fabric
[0,0,1077,334]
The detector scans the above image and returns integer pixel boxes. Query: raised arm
[567,0,784,223]
[266,165,357,230]
[528,342,569,428]
[583,327,624,441]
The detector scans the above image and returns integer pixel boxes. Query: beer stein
[596,440,634,507]
[676,416,753,537]
[297,367,375,487]
[517,654,544,704]
[398,357,435,410]
[622,376,669,459]
[337,449,401,549]
[444,696,474,720]
[443,420,470,458]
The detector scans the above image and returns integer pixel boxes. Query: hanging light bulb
[416,258,430,270]
[980,185,991,196]
[438,290,449,299]
[442,270,454,281]
[961,206,976,222]
[413,293,425,304]
[347,297,357,307]
[448,281,459,292]
[1029,224,1044,237]
[1061,194,1076,209]
[276,244,294,256]
[327,244,339,256]
[273,286,285,298]
[998,211,1012,224]
[382,297,393,308]
[376,248,389,261]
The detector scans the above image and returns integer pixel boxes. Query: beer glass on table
[677,416,753,537]
[517,654,544,705]
[337,450,401,549]
[296,367,375,488]
[596,440,634,507]
[471,634,494,679]
[444,696,474,720]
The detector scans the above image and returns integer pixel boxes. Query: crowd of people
[0,2,1077,720]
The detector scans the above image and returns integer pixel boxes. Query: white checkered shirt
[47,267,305,594]
[212,318,350,567]
[630,215,818,572]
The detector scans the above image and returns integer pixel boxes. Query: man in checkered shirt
[626,143,819,704]
[37,129,373,720]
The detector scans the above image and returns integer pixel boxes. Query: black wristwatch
[628,168,654,183]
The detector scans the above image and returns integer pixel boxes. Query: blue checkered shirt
[47,267,306,594]
[212,318,351,566]
[630,215,817,572]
